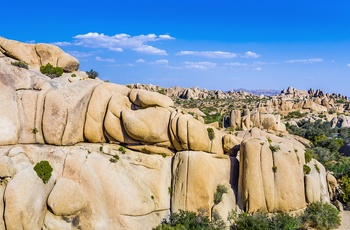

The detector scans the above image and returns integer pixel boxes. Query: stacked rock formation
[0,38,339,229]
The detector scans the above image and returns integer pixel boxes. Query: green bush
[269,212,301,230]
[11,60,28,69]
[302,202,340,230]
[118,146,126,154]
[339,175,350,205]
[110,154,119,163]
[34,161,53,184]
[304,148,313,163]
[71,73,76,77]
[207,128,215,152]
[303,164,311,175]
[214,184,228,205]
[153,209,225,230]
[86,69,99,79]
[40,63,63,78]
[230,211,270,230]
[269,145,280,153]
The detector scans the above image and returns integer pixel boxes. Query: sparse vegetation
[153,209,225,230]
[11,60,28,69]
[118,146,126,154]
[303,164,311,175]
[31,127,38,134]
[109,154,119,163]
[86,69,99,79]
[269,144,280,153]
[207,128,215,152]
[40,63,63,78]
[34,161,53,184]
[272,165,277,173]
[71,73,76,77]
[302,201,340,230]
[213,184,228,205]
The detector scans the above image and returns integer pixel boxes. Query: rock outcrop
[0,39,338,229]
[0,36,79,72]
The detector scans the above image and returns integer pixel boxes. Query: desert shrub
[269,212,301,230]
[304,148,313,163]
[339,175,350,206]
[157,88,166,95]
[284,110,307,120]
[11,60,28,69]
[303,164,311,175]
[269,145,280,153]
[40,63,63,78]
[327,156,350,178]
[230,211,270,230]
[302,202,340,230]
[118,146,126,154]
[34,161,53,184]
[86,69,99,79]
[71,73,76,77]
[214,185,227,205]
[207,128,215,152]
[109,154,119,163]
[272,165,277,173]
[153,209,225,230]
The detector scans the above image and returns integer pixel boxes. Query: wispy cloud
[346,64,350,68]
[136,59,146,63]
[150,59,169,65]
[67,51,95,58]
[242,51,260,58]
[285,58,323,64]
[254,67,262,71]
[66,32,174,55]
[224,62,248,67]
[177,51,237,58]
[185,61,216,70]
[52,41,71,46]
[96,56,115,63]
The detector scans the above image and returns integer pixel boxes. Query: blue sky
[2,1,350,95]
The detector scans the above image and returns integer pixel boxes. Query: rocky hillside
[0,37,341,229]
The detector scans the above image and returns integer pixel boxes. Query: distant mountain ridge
[234,88,281,96]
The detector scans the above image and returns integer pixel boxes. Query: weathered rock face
[172,151,236,220]
[0,39,337,229]
[1,144,172,230]
[0,36,79,72]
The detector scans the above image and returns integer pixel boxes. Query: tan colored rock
[85,83,130,142]
[238,136,306,213]
[4,167,55,230]
[104,93,135,143]
[172,151,234,217]
[43,80,100,145]
[122,107,171,145]
[223,134,240,156]
[230,110,241,129]
[43,211,74,230]
[61,145,171,229]
[48,178,87,216]
[327,173,338,200]
[305,159,330,203]
[0,86,20,145]
[0,36,40,67]
[126,145,175,156]
[0,156,15,178]
[129,89,174,108]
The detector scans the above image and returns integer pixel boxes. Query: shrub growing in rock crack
[34,160,53,184]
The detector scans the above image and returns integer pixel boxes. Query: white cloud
[224,62,248,67]
[185,61,217,70]
[136,59,146,63]
[52,41,71,46]
[153,59,169,65]
[254,67,262,71]
[285,58,323,64]
[73,32,174,55]
[68,51,94,58]
[95,56,115,63]
[26,40,36,44]
[176,51,237,58]
[242,51,260,58]
[346,64,350,68]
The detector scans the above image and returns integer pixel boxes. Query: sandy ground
[337,211,350,230]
